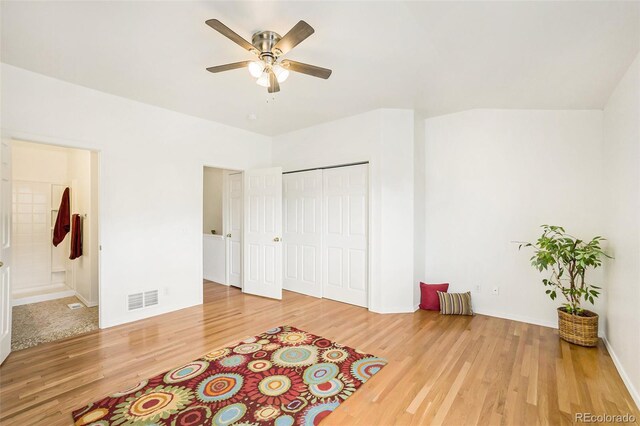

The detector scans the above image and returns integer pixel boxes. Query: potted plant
[519,225,611,347]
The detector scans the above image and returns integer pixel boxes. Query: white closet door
[243,167,283,300]
[226,173,242,288]
[322,164,368,307]
[283,170,322,298]
[0,140,12,364]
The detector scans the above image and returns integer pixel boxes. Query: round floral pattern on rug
[247,359,272,372]
[111,385,194,424]
[303,363,339,385]
[72,325,387,426]
[321,348,349,363]
[203,347,230,361]
[211,402,247,426]
[218,354,247,368]
[271,345,318,367]
[170,405,212,426]
[164,361,209,384]
[349,357,387,382]
[233,343,262,355]
[195,373,244,403]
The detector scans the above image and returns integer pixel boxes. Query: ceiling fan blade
[272,21,314,55]
[281,60,332,79]
[206,19,256,53]
[268,69,280,93]
[206,61,251,73]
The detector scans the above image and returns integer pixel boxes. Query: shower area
[11,140,99,350]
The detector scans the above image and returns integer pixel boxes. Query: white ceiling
[2,1,638,136]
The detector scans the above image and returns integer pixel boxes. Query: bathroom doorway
[10,140,100,351]
[203,167,242,295]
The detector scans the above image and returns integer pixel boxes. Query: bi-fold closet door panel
[283,170,323,298]
[282,164,368,308]
[322,164,368,307]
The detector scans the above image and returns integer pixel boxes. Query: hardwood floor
[0,282,638,425]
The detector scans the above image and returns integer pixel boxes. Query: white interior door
[243,167,283,299]
[322,164,368,307]
[225,173,242,288]
[283,170,323,298]
[0,140,12,364]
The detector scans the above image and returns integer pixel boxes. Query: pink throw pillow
[419,282,450,311]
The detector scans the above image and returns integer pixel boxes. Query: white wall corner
[75,291,98,308]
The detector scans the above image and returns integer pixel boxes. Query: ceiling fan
[205,19,332,93]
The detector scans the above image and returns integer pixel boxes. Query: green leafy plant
[518,225,611,316]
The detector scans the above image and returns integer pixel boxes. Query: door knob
[226,233,232,238]
[273,237,281,242]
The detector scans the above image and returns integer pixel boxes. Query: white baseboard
[473,308,557,329]
[75,292,98,308]
[602,337,640,410]
[12,286,76,306]
[370,305,417,314]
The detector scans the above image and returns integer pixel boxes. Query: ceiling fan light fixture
[248,61,265,78]
[256,71,270,87]
[206,19,332,93]
[273,64,290,83]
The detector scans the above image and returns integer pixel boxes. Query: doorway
[202,166,284,301]
[6,140,100,353]
[202,167,242,291]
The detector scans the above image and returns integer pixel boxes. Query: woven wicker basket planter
[557,308,599,347]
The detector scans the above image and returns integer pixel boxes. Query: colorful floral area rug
[73,325,387,425]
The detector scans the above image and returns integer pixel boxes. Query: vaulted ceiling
[2,1,638,136]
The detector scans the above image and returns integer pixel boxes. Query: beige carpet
[11,296,98,351]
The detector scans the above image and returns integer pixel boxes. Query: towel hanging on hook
[69,214,83,260]
[53,187,70,246]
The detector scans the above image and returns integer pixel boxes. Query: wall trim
[370,305,417,314]
[474,308,557,329]
[75,291,98,308]
[603,337,640,410]
[12,287,76,306]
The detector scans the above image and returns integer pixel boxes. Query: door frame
[201,165,243,294]
[0,129,104,328]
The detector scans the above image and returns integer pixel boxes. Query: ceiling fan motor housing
[252,31,282,61]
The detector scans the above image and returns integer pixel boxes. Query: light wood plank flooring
[0,282,638,425]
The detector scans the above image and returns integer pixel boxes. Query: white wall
[68,148,99,306]
[272,109,415,313]
[602,53,640,406]
[12,141,69,183]
[203,234,225,284]
[203,167,224,235]
[423,109,606,328]
[414,112,427,308]
[1,64,271,328]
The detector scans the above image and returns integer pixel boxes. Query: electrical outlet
[491,286,500,295]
